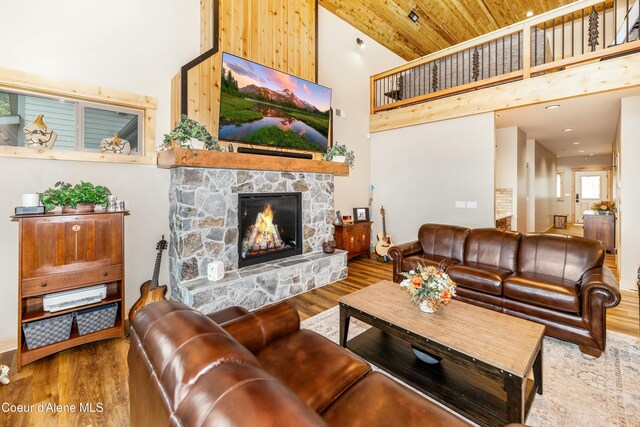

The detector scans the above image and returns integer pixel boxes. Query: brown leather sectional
[389,224,621,357]
[128,300,471,427]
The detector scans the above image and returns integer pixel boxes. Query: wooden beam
[0,67,157,110]
[157,148,349,176]
[369,53,640,133]
[0,146,156,165]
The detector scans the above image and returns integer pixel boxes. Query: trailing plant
[40,181,111,211]
[322,142,355,168]
[162,114,222,151]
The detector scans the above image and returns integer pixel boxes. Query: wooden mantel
[157,148,350,176]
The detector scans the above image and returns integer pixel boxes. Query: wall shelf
[157,148,350,176]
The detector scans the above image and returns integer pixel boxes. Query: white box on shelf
[43,284,107,312]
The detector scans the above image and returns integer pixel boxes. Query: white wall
[619,95,640,291]
[317,8,404,216]
[516,129,528,233]
[495,126,527,232]
[534,142,557,232]
[370,114,495,244]
[0,0,200,351]
[555,155,613,220]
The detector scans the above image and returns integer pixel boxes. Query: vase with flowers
[591,200,616,215]
[399,263,456,313]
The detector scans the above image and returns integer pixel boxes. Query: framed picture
[353,207,369,223]
[342,215,353,225]
[335,210,343,225]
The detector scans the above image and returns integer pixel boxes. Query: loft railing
[371,0,640,114]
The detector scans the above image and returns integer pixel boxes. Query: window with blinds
[0,89,142,154]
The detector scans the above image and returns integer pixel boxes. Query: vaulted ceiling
[320,0,575,60]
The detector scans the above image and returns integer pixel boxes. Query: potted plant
[162,114,222,151]
[40,181,111,213]
[323,142,355,168]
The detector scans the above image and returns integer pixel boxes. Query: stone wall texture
[169,168,336,299]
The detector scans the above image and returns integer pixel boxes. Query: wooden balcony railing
[371,0,640,114]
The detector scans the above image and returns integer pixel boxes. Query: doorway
[573,169,611,224]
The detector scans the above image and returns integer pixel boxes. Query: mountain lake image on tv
[219,53,331,153]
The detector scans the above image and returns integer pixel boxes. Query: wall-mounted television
[218,52,332,153]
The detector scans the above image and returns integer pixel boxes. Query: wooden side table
[334,221,372,260]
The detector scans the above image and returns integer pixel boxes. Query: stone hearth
[169,167,347,312]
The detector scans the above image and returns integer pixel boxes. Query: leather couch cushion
[517,233,604,282]
[257,329,370,413]
[447,262,512,295]
[173,363,327,427]
[464,228,521,272]
[455,287,504,310]
[206,306,249,325]
[504,273,580,313]
[322,372,470,427]
[402,254,458,272]
[418,224,470,262]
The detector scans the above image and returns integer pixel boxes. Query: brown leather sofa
[128,300,471,427]
[389,224,621,357]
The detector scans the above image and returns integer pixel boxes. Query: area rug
[301,306,640,427]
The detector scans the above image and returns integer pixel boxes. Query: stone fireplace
[168,168,347,313]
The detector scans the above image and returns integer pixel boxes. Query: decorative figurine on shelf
[100,133,132,155]
[0,365,10,385]
[23,114,57,150]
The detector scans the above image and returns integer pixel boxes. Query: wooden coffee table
[339,281,545,427]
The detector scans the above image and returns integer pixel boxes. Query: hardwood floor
[0,254,637,426]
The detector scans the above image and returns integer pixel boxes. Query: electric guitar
[129,236,168,322]
[375,206,394,258]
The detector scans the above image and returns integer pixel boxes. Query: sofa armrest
[388,240,422,283]
[222,301,301,353]
[581,266,621,309]
[579,266,621,352]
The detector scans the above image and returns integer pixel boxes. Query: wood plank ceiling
[319,0,575,60]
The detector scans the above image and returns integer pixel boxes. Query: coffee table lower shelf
[346,328,537,427]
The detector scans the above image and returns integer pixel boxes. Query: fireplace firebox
[238,193,302,268]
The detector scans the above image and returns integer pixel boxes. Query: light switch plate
[455,201,466,208]
[466,201,478,209]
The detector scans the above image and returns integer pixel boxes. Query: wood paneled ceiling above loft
[320,0,575,60]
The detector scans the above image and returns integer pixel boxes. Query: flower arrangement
[400,264,456,313]
[591,200,616,214]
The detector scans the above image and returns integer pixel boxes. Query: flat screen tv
[218,52,332,153]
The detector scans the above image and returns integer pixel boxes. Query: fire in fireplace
[238,193,302,268]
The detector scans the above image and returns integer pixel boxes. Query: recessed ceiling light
[408,11,419,23]
[356,38,365,49]
[546,105,561,110]
[526,10,534,17]
[573,142,580,145]
[495,114,500,118]
[579,150,585,153]
[564,128,574,132]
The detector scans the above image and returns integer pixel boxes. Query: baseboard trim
[0,336,16,354]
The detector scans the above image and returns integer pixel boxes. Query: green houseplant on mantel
[162,114,222,152]
[322,142,355,168]
[40,181,111,213]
